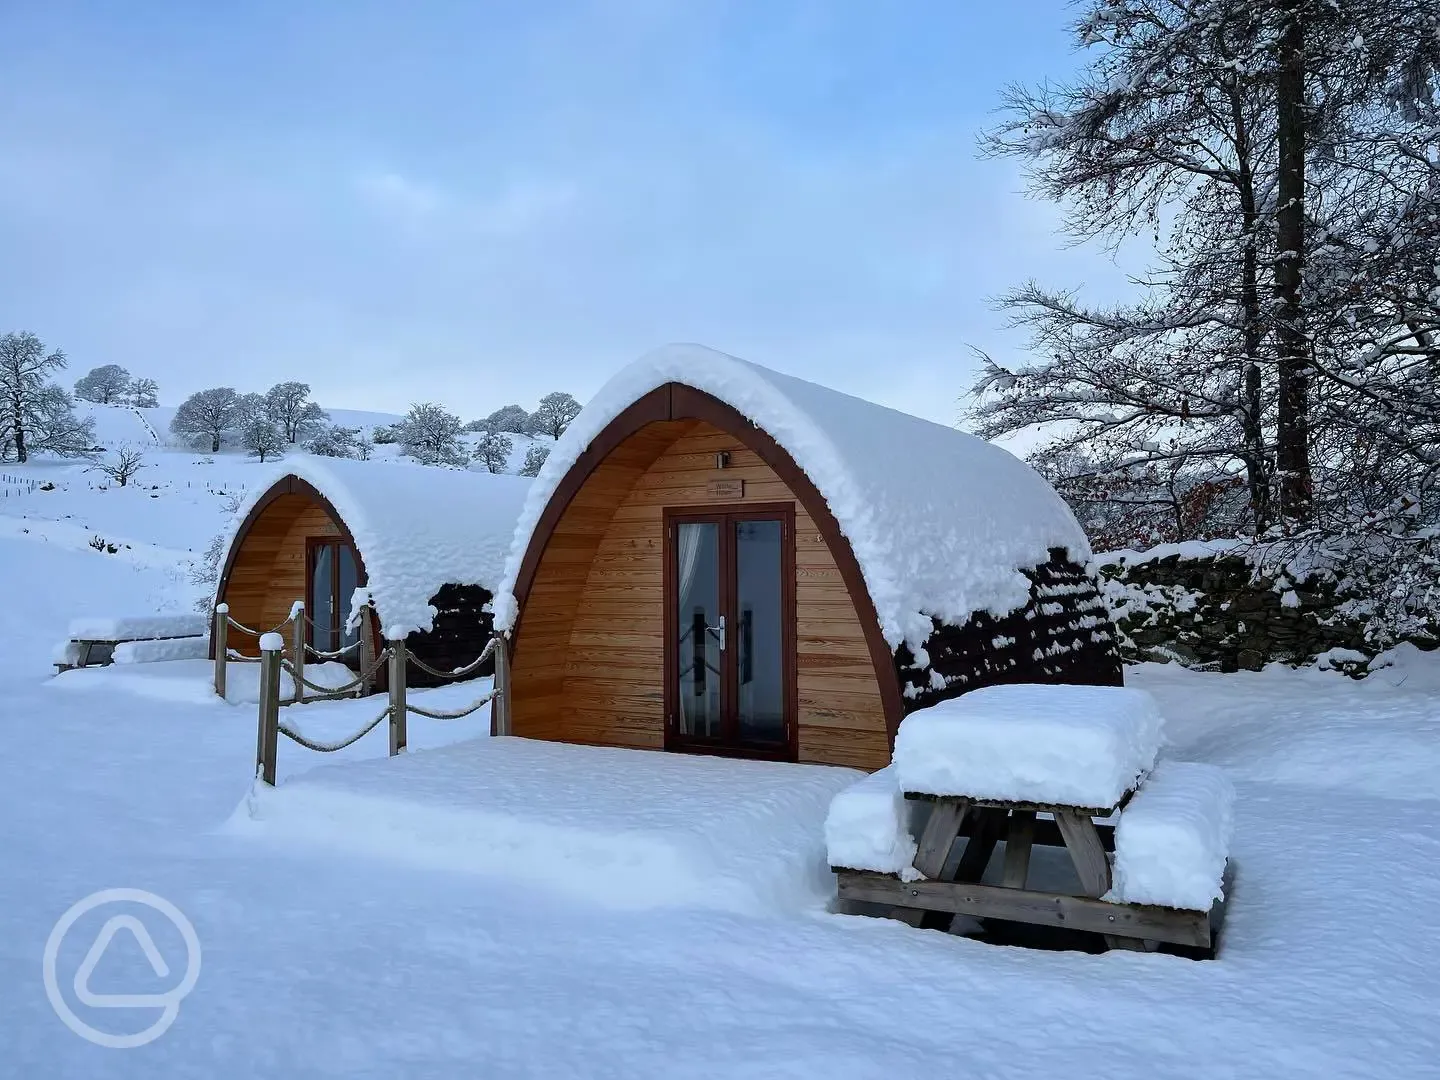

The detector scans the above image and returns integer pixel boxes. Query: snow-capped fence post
[388,637,408,756]
[213,604,228,699]
[256,633,283,786]
[492,634,511,736]
[290,601,306,705]
[357,604,376,698]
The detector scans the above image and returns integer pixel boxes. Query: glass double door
[308,539,361,655]
[667,506,793,758]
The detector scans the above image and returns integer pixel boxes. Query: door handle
[706,614,726,651]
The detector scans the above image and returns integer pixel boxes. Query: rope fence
[404,635,497,682]
[281,648,390,697]
[243,597,512,785]
[277,706,392,754]
[404,688,498,721]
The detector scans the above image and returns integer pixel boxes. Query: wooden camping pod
[506,383,1122,772]
[213,474,497,686]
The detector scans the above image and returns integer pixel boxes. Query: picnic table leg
[1055,809,1148,952]
[1001,809,1036,889]
[885,799,970,927]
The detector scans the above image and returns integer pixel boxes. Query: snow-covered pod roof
[219,456,532,635]
[495,344,1089,653]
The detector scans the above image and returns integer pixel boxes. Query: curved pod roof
[496,344,1089,654]
[218,456,531,636]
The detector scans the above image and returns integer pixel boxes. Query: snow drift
[229,736,863,916]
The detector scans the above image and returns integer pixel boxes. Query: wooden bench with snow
[52,614,209,672]
[826,684,1234,955]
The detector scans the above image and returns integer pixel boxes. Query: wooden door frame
[662,502,797,762]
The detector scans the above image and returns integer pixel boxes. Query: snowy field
[2,446,1439,1077]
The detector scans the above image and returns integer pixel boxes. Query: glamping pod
[495,345,1121,771]
[214,457,530,685]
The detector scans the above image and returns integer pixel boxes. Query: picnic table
[833,788,1224,954]
[53,614,209,673]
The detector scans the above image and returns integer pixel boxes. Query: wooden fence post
[256,633,283,786]
[290,600,305,704]
[358,604,375,698]
[213,604,228,700]
[388,637,407,756]
[492,634,512,736]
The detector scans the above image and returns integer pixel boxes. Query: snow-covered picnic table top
[892,683,1165,811]
[66,612,206,641]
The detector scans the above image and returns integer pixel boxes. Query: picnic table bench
[834,788,1223,953]
[53,614,209,673]
[54,633,204,672]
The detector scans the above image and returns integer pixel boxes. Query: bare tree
[397,403,468,467]
[264,381,328,443]
[530,392,581,438]
[170,388,239,453]
[87,443,147,487]
[74,364,132,405]
[472,431,514,473]
[519,443,551,478]
[0,331,95,462]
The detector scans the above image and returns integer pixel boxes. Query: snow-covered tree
[371,424,399,445]
[976,0,1440,531]
[171,388,239,453]
[472,431,513,473]
[233,392,268,427]
[519,443,551,478]
[0,332,95,462]
[304,424,365,458]
[87,443,147,487]
[396,403,467,467]
[264,381,328,443]
[74,364,131,405]
[125,377,160,409]
[484,404,530,434]
[530,392,581,438]
[240,415,286,462]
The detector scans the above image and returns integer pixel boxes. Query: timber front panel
[510,419,891,770]
[220,493,343,653]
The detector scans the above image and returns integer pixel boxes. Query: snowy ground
[2,450,1439,1077]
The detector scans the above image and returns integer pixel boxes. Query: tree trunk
[1274,0,1311,521]
[13,404,26,463]
[211,432,220,453]
[1231,84,1271,532]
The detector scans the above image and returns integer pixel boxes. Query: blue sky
[0,1,1134,424]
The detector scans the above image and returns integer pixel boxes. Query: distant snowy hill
[76,401,164,449]
[2,403,553,606]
